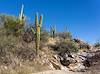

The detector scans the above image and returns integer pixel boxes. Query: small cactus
[50,25,56,38]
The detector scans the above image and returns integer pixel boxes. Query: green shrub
[0,14,25,36]
[51,40,79,53]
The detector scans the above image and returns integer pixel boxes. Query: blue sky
[0,0,100,44]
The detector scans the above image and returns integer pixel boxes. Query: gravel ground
[31,70,100,74]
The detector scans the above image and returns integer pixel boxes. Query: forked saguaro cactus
[31,13,43,55]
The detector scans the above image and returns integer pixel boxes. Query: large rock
[68,63,86,72]
[59,52,74,66]
[60,58,70,66]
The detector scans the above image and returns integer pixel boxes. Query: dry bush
[94,42,100,48]
[56,32,72,40]
[50,39,79,54]
[0,29,42,74]
[40,30,49,48]
[22,26,35,43]
[16,48,36,61]
[41,30,49,43]
[0,57,38,74]
[0,31,36,63]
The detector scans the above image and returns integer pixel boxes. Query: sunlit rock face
[57,46,100,72]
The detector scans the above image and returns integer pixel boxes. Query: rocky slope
[31,49,100,74]
[0,27,100,74]
[33,38,100,73]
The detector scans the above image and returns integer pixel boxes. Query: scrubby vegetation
[0,10,99,74]
[0,14,25,36]
[0,13,79,73]
[94,42,100,48]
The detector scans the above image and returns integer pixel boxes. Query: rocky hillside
[0,14,100,74]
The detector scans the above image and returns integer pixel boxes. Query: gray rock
[68,63,86,72]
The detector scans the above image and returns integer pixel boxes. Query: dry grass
[0,28,55,74]
[0,28,99,74]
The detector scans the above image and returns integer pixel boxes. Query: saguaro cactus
[32,13,43,55]
[15,4,25,35]
[19,4,25,21]
[50,25,56,38]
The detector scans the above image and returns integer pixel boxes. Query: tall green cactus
[31,13,43,55]
[50,25,56,38]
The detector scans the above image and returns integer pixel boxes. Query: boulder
[68,63,86,72]
[83,59,91,67]
[59,53,71,66]
[49,60,61,70]
[60,58,70,66]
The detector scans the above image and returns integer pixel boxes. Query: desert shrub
[79,43,90,49]
[51,40,79,53]
[22,26,35,43]
[22,26,49,43]
[73,38,91,50]
[94,42,100,48]
[73,38,81,43]
[0,47,36,65]
[40,29,49,49]
[0,34,18,65]
[0,33,36,65]
[16,48,36,61]
[41,29,49,42]
[56,32,72,40]
[0,14,25,36]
